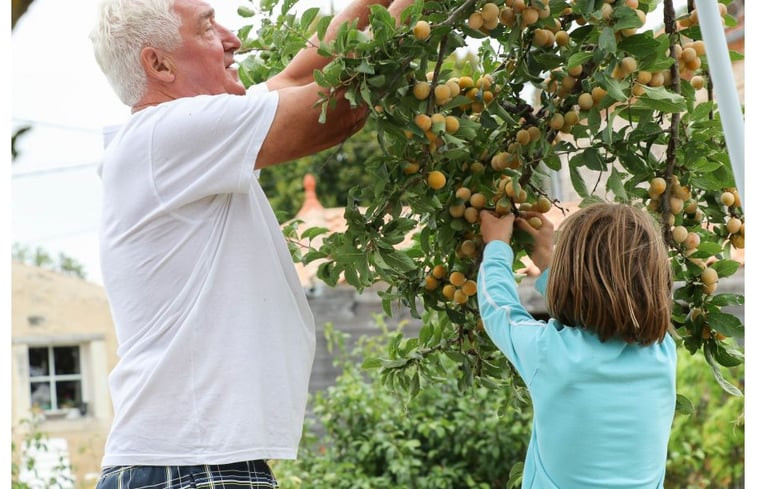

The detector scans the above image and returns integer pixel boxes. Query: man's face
[169,0,246,97]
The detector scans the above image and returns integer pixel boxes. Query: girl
[478,203,676,489]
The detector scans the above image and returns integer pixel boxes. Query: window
[28,346,83,413]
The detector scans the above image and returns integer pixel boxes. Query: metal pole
[692,0,744,201]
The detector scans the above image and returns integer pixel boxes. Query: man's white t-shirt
[98,84,316,466]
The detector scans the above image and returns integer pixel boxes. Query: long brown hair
[545,203,672,345]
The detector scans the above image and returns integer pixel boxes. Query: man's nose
[220,24,242,52]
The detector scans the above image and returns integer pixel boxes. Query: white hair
[90,0,182,106]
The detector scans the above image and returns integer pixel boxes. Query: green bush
[666,345,745,488]
[274,323,744,488]
[273,322,531,489]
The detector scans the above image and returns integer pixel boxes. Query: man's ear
[140,47,175,83]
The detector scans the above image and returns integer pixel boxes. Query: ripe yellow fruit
[453,289,469,305]
[415,113,432,131]
[469,193,487,209]
[442,284,457,300]
[403,161,420,175]
[701,267,718,286]
[684,232,701,250]
[430,113,446,126]
[648,177,667,198]
[672,225,688,243]
[555,30,570,46]
[563,110,579,126]
[482,2,500,21]
[636,70,652,85]
[446,80,461,97]
[456,187,472,201]
[516,129,531,145]
[468,11,484,30]
[460,240,477,258]
[721,191,736,207]
[731,234,745,249]
[462,280,478,297]
[432,264,447,279]
[459,76,474,89]
[449,203,466,218]
[669,197,684,215]
[528,216,543,229]
[413,20,431,41]
[464,206,480,224]
[549,113,565,130]
[495,197,512,215]
[413,81,431,100]
[522,7,539,26]
[620,56,638,74]
[578,92,594,111]
[690,75,705,90]
[424,276,439,290]
[599,2,614,20]
[726,217,742,234]
[449,271,467,287]
[527,126,541,143]
[500,7,516,26]
[692,40,706,56]
[434,84,452,104]
[590,86,607,105]
[427,170,446,189]
[533,28,552,47]
[445,116,460,134]
[534,196,552,213]
[680,47,697,63]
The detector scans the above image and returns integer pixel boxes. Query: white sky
[7,0,732,287]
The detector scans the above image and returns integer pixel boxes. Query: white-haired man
[89,0,412,487]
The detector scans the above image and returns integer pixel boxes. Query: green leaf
[709,293,744,307]
[607,167,628,200]
[581,147,606,171]
[674,394,695,415]
[710,259,740,278]
[569,156,589,198]
[712,342,744,368]
[300,7,320,28]
[703,345,743,396]
[361,357,382,369]
[301,226,330,240]
[378,248,417,273]
[636,86,686,113]
[567,52,594,69]
[706,310,743,338]
[599,27,617,53]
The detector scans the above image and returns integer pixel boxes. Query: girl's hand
[515,211,555,271]
[480,211,515,245]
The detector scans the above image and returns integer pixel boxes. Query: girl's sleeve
[477,240,547,384]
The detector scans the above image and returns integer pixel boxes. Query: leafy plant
[273,321,532,489]
[237,0,744,397]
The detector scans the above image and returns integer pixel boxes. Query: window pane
[30,382,52,410]
[53,346,80,375]
[28,347,50,377]
[56,381,82,409]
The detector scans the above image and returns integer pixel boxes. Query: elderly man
[89,0,412,487]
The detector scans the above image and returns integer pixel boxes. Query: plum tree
[237,0,744,397]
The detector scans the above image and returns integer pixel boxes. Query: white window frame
[28,345,84,414]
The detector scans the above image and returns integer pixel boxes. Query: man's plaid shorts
[95,460,278,489]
